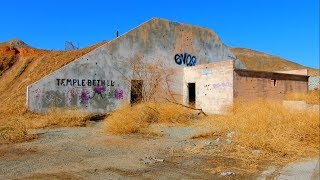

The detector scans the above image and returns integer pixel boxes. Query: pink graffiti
[32,88,42,98]
[67,88,78,100]
[205,82,232,90]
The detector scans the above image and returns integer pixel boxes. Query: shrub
[195,100,320,158]
[0,118,33,144]
[286,89,320,104]
[104,102,196,134]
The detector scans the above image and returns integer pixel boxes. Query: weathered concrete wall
[27,47,130,114]
[234,70,308,101]
[27,18,240,113]
[183,60,234,114]
[308,76,320,90]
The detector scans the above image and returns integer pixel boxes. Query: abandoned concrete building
[26,18,309,114]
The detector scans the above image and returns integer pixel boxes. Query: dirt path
[0,122,214,179]
[0,122,317,179]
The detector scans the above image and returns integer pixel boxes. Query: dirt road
[0,122,317,179]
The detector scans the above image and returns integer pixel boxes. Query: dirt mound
[0,38,30,48]
[0,41,107,120]
[230,48,319,76]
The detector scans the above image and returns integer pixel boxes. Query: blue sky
[0,0,319,68]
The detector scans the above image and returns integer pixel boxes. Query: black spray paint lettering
[56,79,114,87]
[174,53,197,66]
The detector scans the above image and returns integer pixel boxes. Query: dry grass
[286,89,320,104]
[104,102,197,134]
[26,109,92,129]
[0,109,93,143]
[0,118,34,144]
[193,100,320,172]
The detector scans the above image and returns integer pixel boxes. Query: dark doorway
[188,83,196,107]
[131,80,143,104]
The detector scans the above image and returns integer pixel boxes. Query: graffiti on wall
[31,79,124,109]
[56,79,115,87]
[174,53,197,66]
[205,82,232,90]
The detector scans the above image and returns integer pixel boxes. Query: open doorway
[188,83,196,107]
[131,80,143,104]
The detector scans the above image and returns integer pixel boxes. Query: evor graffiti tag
[174,53,197,66]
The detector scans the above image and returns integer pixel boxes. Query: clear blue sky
[0,0,319,68]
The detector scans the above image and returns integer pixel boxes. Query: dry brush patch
[192,100,320,174]
[104,102,198,134]
[286,89,320,104]
[0,108,94,144]
[25,108,92,129]
[0,118,35,144]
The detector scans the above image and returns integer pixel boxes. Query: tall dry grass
[104,102,197,134]
[0,118,34,144]
[25,108,92,129]
[194,100,319,162]
[0,108,93,144]
[286,89,320,104]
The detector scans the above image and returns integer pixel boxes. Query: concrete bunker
[26,18,309,115]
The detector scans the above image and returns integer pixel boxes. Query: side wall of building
[233,70,308,101]
[26,46,131,114]
[183,60,234,114]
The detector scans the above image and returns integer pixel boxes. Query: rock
[204,141,212,146]
[258,166,276,180]
[140,156,164,165]
[220,171,234,176]
[226,139,232,144]
[236,145,245,149]
[226,131,235,138]
[252,150,260,155]
[214,138,220,143]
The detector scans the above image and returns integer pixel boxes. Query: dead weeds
[192,100,320,174]
[104,102,198,135]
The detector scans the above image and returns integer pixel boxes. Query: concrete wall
[183,60,234,114]
[234,70,308,101]
[27,18,239,113]
[308,76,320,90]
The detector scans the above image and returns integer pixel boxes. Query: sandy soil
[0,122,318,179]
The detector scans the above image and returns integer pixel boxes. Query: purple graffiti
[80,90,90,104]
[205,82,232,90]
[94,85,106,94]
[114,89,124,100]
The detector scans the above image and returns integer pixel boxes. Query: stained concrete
[27,18,243,114]
[183,60,234,114]
[276,159,319,180]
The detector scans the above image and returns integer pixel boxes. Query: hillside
[0,40,107,120]
[230,48,319,76]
